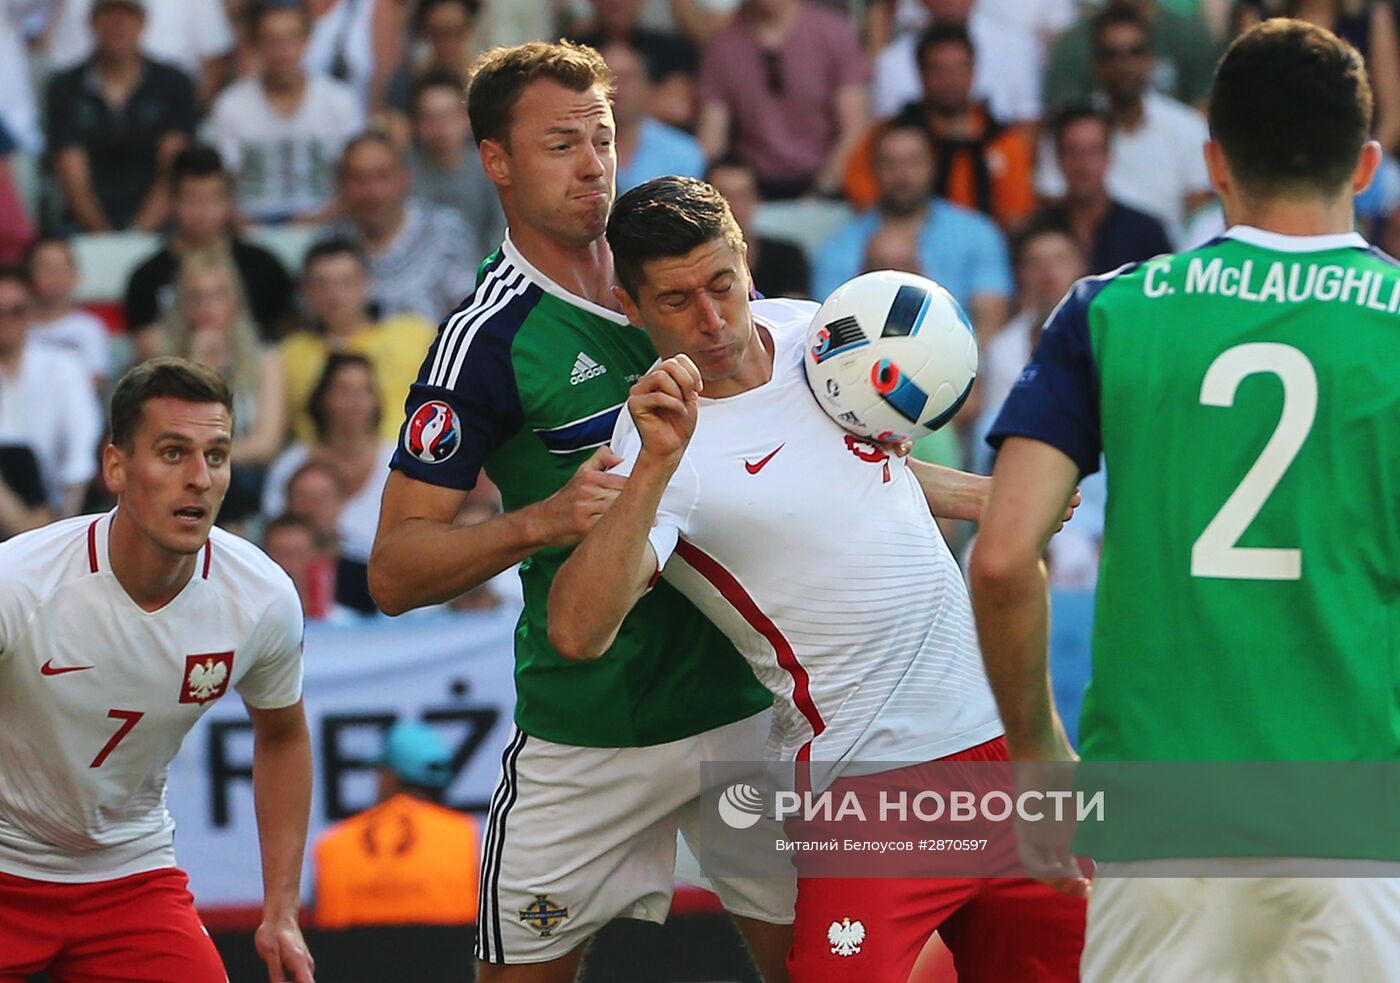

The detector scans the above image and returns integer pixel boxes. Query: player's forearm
[548,455,674,662]
[968,550,1066,758]
[908,460,989,522]
[252,708,312,919]
[368,507,548,615]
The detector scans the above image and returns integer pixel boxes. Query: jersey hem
[513,700,774,749]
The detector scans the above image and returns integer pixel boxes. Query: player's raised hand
[254,913,315,983]
[536,445,627,547]
[629,355,703,462]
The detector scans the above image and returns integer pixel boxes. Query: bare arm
[368,446,625,615]
[697,100,731,162]
[231,351,288,466]
[907,459,989,522]
[0,479,52,538]
[815,84,869,196]
[55,148,111,232]
[247,699,316,983]
[130,133,188,232]
[1369,2,1400,152]
[548,358,699,662]
[967,437,1078,759]
[366,0,408,113]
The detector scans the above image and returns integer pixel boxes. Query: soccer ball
[804,271,978,443]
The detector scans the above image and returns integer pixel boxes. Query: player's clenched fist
[535,446,628,547]
[629,355,703,462]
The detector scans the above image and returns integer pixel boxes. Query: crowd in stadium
[0,0,1397,618]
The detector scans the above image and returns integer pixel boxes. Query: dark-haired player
[0,358,315,983]
[973,19,1400,981]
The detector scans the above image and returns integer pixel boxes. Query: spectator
[697,0,867,199]
[605,41,705,194]
[706,156,811,299]
[1030,107,1173,273]
[849,24,1036,227]
[1037,8,1214,244]
[574,0,700,127]
[384,0,482,123]
[206,1,363,224]
[262,513,346,622]
[124,146,295,355]
[870,0,1044,123]
[332,132,479,322]
[407,71,505,253]
[262,353,394,608]
[0,1,41,158]
[281,456,377,614]
[305,0,408,112]
[279,237,435,444]
[1044,0,1220,111]
[0,267,102,518]
[813,121,1011,337]
[41,0,235,109]
[45,0,195,232]
[24,237,112,387]
[313,721,479,928]
[160,250,287,472]
[1236,0,1400,151]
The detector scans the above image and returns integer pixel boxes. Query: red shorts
[0,866,226,983]
[787,737,1086,983]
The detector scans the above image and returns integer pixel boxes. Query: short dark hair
[247,0,311,36]
[303,236,368,277]
[21,236,73,278]
[109,357,235,452]
[466,41,613,147]
[1011,220,1082,269]
[1092,6,1151,48]
[170,144,228,194]
[336,130,402,179]
[916,23,975,69]
[409,69,466,118]
[875,117,936,158]
[0,264,29,293]
[307,353,382,439]
[1050,104,1110,150]
[1210,19,1372,199]
[704,154,753,184]
[607,177,744,298]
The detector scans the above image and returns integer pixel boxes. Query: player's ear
[102,443,126,496]
[612,284,644,327]
[479,138,510,188]
[1353,140,1384,197]
[1203,140,1231,201]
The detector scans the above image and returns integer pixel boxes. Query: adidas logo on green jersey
[570,351,607,386]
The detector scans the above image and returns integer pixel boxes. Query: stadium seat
[71,231,160,303]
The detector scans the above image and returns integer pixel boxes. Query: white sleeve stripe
[427,264,522,387]
[443,274,534,390]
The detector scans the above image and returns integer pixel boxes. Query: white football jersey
[0,512,304,882]
[612,299,1002,777]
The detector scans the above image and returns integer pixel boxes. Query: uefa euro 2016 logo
[404,400,461,464]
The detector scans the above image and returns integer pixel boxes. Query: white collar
[1223,225,1369,253]
[501,232,630,325]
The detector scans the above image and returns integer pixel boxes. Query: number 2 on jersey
[90,709,145,768]
[1191,343,1316,581]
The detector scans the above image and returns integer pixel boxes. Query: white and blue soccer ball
[804,271,978,443]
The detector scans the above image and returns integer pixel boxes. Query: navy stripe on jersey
[390,270,542,492]
[986,265,1133,477]
[533,402,624,455]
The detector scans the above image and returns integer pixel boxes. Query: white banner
[166,607,521,906]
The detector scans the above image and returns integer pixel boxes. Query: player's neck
[508,226,619,311]
[108,508,199,612]
[1225,196,1357,238]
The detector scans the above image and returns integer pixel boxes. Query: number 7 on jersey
[90,709,145,768]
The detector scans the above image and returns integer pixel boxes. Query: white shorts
[474,710,796,964]
[1083,862,1400,983]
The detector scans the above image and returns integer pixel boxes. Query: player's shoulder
[752,297,819,346]
[205,525,300,617]
[0,515,95,595]
[430,252,547,364]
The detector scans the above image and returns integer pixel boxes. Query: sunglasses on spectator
[1095,43,1150,60]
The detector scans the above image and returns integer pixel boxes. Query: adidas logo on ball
[570,352,607,385]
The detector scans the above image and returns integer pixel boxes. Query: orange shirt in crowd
[845,106,1037,229]
[314,793,480,928]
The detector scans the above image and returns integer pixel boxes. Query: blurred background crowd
[2,0,1399,620]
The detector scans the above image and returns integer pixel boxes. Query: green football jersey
[392,242,771,747]
[991,226,1400,761]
